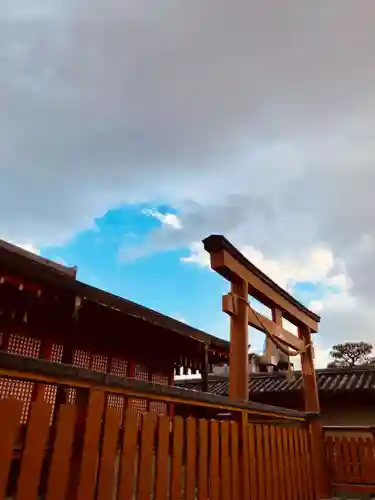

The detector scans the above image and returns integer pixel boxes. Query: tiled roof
[176,365,375,396]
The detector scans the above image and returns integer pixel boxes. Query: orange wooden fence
[324,426,375,496]
[0,353,317,500]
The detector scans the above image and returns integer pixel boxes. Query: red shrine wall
[0,332,171,423]
[0,267,172,422]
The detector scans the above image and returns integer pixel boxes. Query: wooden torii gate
[203,235,330,499]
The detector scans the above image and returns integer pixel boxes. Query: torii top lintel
[203,235,320,333]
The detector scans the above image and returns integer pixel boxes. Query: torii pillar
[203,235,331,498]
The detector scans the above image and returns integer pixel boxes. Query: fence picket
[16,401,52,500]
[154,415,170,500]
[198,419,208,500]
[0,399,22,499]
[185,417,197,500]
[46,404,77,500]
[97,406,121,500]
[210,420,220,500]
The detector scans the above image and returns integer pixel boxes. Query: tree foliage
[327,342,374,368]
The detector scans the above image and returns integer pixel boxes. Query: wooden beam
[223,294,305,352]
[211,250,318,332]
[247,308,305,352]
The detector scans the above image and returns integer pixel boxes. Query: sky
[2,0,375,368]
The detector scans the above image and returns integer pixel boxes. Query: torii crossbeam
[203,234,320,408]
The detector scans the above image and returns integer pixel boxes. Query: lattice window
[106,358,128,418]
[0,378,34,423]
[72,349,91,369]
[150,373,168,416]
[131,363,149,417]
[91,354,108,373]
[68,349,91,404]
[134,363,149,381]
[7,334,41,357]
[107,394,126,420]
[110,357,127,377]
[0,334,42,422]
[43,343,64,412]
[50,343,64,363]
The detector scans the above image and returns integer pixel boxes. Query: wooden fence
[0,352,317,500]
[324,426,375,496]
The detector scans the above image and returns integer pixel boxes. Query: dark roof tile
[176,366,375,396]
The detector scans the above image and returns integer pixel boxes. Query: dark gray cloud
[2,0,375,349]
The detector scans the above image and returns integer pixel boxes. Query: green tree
[327,342,374,368]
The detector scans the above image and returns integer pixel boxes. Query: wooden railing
[0,352,318,500]
[324,425,375,496]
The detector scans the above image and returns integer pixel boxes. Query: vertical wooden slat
[357,437,368,482]
[341,436,352,478]
[210,420,220,500]
[46,404,77,500]
[170,416,184,500]
[348,437,360,482]
[97,407,121,500]
[333,437,345,483]
[301,428,314,500]
[275,427,286,500]
[262,425,272,500]
[0,399,22,499]
[137,413,156,500]
[198,419,208,500]
[241,413,250,500]
[154,415,170,500]
[364,437,375,482]
[286,428,298,500]
[255,425,265,500]
[294,428,308,500]
[220,421,231,500]
[76,390,105,500]
[230,422,239,500]
[185,417,197,500]
[325,436,337,482]
[248,423,258,498]
[16,401,52,500]
[292,428,305,500]
[282,428,293,500]
[269,426,279,500]
[118,407,139,500]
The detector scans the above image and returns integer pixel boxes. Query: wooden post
[298,325,331,499]
[229,280,249,401]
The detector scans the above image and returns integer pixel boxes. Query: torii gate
[203,235,330,499]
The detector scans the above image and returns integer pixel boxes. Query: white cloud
[181,242,210,267]
[182,241,350,293]
[142,208,182,230]
[2,1,375,354]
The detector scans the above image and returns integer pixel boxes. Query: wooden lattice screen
[0,332,169,423]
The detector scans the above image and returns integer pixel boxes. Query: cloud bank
[2,1,375,356]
